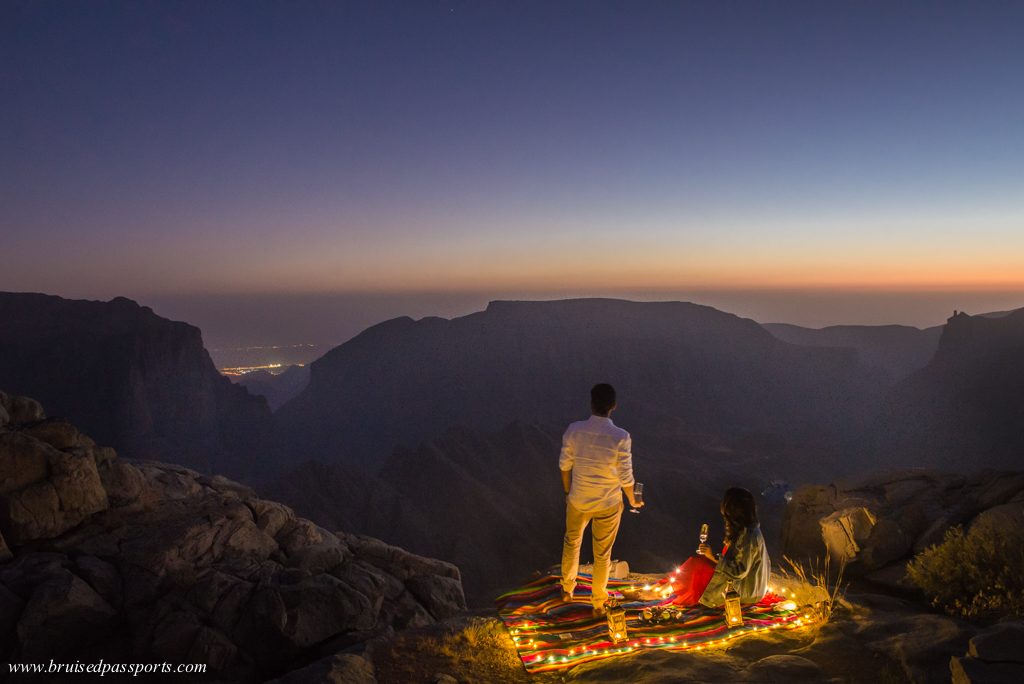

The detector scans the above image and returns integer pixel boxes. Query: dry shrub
[907,524,1024,620]
[774,554,846,623]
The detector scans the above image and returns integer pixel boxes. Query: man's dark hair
[591,383,617,415]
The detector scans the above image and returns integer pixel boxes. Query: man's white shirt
[559,415,634,512]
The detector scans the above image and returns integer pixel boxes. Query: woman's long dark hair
[722,487,758,544]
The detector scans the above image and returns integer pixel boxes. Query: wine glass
[629,482,644,513]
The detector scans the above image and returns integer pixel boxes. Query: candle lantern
[724,581,743,627]
[605,599,628,644]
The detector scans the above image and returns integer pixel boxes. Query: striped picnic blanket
[496,573,810,674]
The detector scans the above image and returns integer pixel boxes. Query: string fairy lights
[497,569,823,674]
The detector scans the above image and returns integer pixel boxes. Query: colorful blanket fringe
[496,573,810,674]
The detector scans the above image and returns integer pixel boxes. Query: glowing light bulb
[781,600,797,610]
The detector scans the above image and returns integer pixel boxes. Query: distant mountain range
[763,322,942,382]
[0,292,270,479]
[274,298,888,472]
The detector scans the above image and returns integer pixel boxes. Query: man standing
[559,383,642,615]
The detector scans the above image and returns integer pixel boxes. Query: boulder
[744,654,823,682]
[287,540,350,574]
[0,397,467,679]
[49,450,109,525]
[267,652,376,684]
[187,625,241,679]
[16,569,117,659]
[865,613,974,683]
[820,507,876,564]
[248,499,293,538]
[0,435,108,543]
[781,485,835,561]
[0,583,23,644]
[861,518,912,570]
[975,473,1024,509]
[280,574,380,647]
[2,480,63,543]
[8,396,45,424]
[345,534,462,582]
[98,459,147,508]
[951,656,1024,684]
[0,432,50,495]
[74,555,123,609]
[405,574,467,620]
[22,418,93,450]
[967,622,1024,663]
[276,518,325,555]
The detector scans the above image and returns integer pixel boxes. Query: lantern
[605,599,628,644]
[724,581,743,627]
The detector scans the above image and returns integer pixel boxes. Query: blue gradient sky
[3,1,1023,341]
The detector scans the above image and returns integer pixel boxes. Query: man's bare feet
[561,590,573,603]
[592,605,607,618]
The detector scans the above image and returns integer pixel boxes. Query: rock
[249,499,292,538]
[566,648,741,682]
[865,613,974,683]
[188,625,241,678]
[0,431,50,495]
[781,485,835,561]
[431,674,458,684]
[22,418,93,450]
[863,563,915,593]
[148,606,202,662]
[232,585,290,670]
[0,552,67,597]
[143,466,204,500]
[74,555,122,609]
[0,583,23,644]
[345,534,462,582]
[820,507,877,564]
[975,473,1024,509]
[276,518,325,554]
[281,574,380,647]
[0,434,108,543]
[405,574,467,620]
[197,474,255,500]
[287,540,350,574]
[16,569,117,659]
[98,460,147,508]
[861,518,912,570]
[967,622,1024,663]
[744,654,823,682]
[951,656,1024,684]
[49,450,109,525]
[267,652,376,684]
[0,397,466,679]
[2,480,63,543]
[8,395,45,423]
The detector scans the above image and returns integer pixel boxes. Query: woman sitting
[656,487,771,607]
